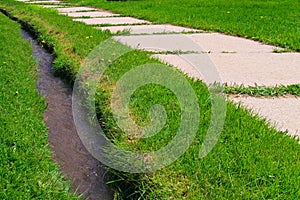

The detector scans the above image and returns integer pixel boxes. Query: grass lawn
[0,1,299,199]
[65,0,300,52]
[0,12,78,199]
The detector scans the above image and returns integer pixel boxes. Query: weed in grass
[151,30,206,35]
[114,28,131,35]
[92,22,150,27]
[69,9,99,12]
[273,48,293,53]
[146,50,210,55]
[221,50,237,54]
[115,30,207,36]
[225,84,300,97]
[77,15,91,18]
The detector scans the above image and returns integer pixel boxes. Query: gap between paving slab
[27,0,62,3]
[73,17,150,25]
[57,7,98,13]
[230,96,300,138]
[61,11,120,18]
[99,24,199,35]
[38,5,68,8]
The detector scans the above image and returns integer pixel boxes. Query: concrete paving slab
[114,33,280,53]
[57,7,98,13]
[152,53,300,86]
[61,11,119,18]
[151,54,206,80]
[114,34,204,52]
[210,53,300,86]
[186,33,281,53]
[231,96,300,137]
[73,17,150,25]
[99,24,199,34]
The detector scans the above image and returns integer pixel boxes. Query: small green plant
[221,50,237,54]
[92,22,150,27]
[77,15,91,18]
[273,48,292,53]
[146,49,210,55]
[225,83,300,97]
[114,28,131,35]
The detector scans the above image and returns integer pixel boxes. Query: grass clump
[1,1,299,199]
[0,12,77,199]
[65,0,300,52]
[225,84,300,97]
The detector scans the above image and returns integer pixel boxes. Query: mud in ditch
[21,29,113,200]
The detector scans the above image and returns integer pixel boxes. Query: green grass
[1,1,299,199]
[1,1,112,83]
[225,84,300,97]
[65,0,300,52]
[146,50,210,55]
[0,12,78,199]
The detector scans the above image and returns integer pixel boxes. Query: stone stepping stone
[61,11,119,18]
[114,33,280,53]
[73,17,150,25]
[231,96,300,137]
[99,24,199,34]
[151,54,213,82]
[57,7,98,13]
[187,33,281,53]
[152,53,300,86]
[114,34,203,52]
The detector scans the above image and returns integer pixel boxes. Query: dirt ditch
[22,29,113,200]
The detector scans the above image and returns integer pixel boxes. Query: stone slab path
[26,1,300,138]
